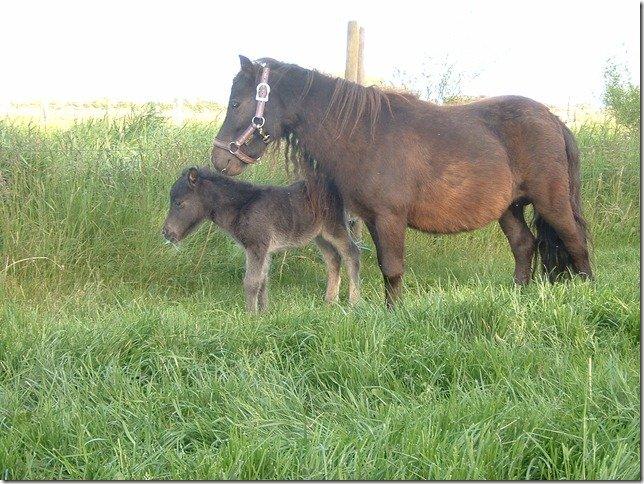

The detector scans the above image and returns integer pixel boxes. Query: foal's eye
[231,100,240,109]
[174,200,183,208]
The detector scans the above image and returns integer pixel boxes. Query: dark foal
[162,167,360,313]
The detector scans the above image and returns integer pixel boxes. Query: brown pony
[211,55,592,307]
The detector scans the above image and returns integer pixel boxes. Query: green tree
[603,58,640,132]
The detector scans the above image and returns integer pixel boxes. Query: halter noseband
[213,65,272,165]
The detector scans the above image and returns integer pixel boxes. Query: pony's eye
[174,200,183,208]
[231,100,240,109]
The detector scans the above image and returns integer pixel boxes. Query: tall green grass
[0,108,639,479]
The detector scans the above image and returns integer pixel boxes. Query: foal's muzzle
[161,226,178,243]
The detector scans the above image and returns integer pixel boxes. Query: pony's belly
[408,168,514,234]
[408,203,503,234]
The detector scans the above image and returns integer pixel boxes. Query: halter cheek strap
[213,66,272,165]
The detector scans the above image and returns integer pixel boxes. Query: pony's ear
[238,54,254,77]
[187,167,198,186]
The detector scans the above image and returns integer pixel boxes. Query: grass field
[0,107,640,479]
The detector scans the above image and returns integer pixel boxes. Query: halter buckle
[256,82,270,102]
[258,127,271,143]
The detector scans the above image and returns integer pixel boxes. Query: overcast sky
[0,0,639,106]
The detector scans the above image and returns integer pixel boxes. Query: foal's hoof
[246,306,267,314]
[324,289,340,304]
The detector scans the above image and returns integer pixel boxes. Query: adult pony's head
[211,55,388,177]
[211,55,292,176]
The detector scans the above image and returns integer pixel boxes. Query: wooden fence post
[345,21,360,82]
[357,27,365,85]
[345,21,366,241]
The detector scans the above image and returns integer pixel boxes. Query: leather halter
[212,66,272,165]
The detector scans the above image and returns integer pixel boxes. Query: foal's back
[240,180,322,250]
[232,178,349,251]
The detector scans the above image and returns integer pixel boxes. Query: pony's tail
[533,119,590,282]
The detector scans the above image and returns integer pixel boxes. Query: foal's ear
[238,54,254,77]
[187,167,199,187]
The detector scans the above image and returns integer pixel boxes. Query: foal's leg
[257,270,270,311]
[321,228,361,305]
[244,247,270,313]
[499,203,536,285]
[364,215,406,308]
[348,214,364,241]
[314,236,342,303]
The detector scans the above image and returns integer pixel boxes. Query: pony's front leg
[243,247,270,313]
[365,215,406,308]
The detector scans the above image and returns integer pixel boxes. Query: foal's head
[162,167,211,243]
[210,55,289,176]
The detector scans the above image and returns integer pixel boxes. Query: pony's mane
[257,58,414,170]
[254,58,417,216]
[257,57,417,138]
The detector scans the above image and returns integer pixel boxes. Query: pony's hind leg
[531,183,592,280]
[315,236,342,303]
[499,202,535,285]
